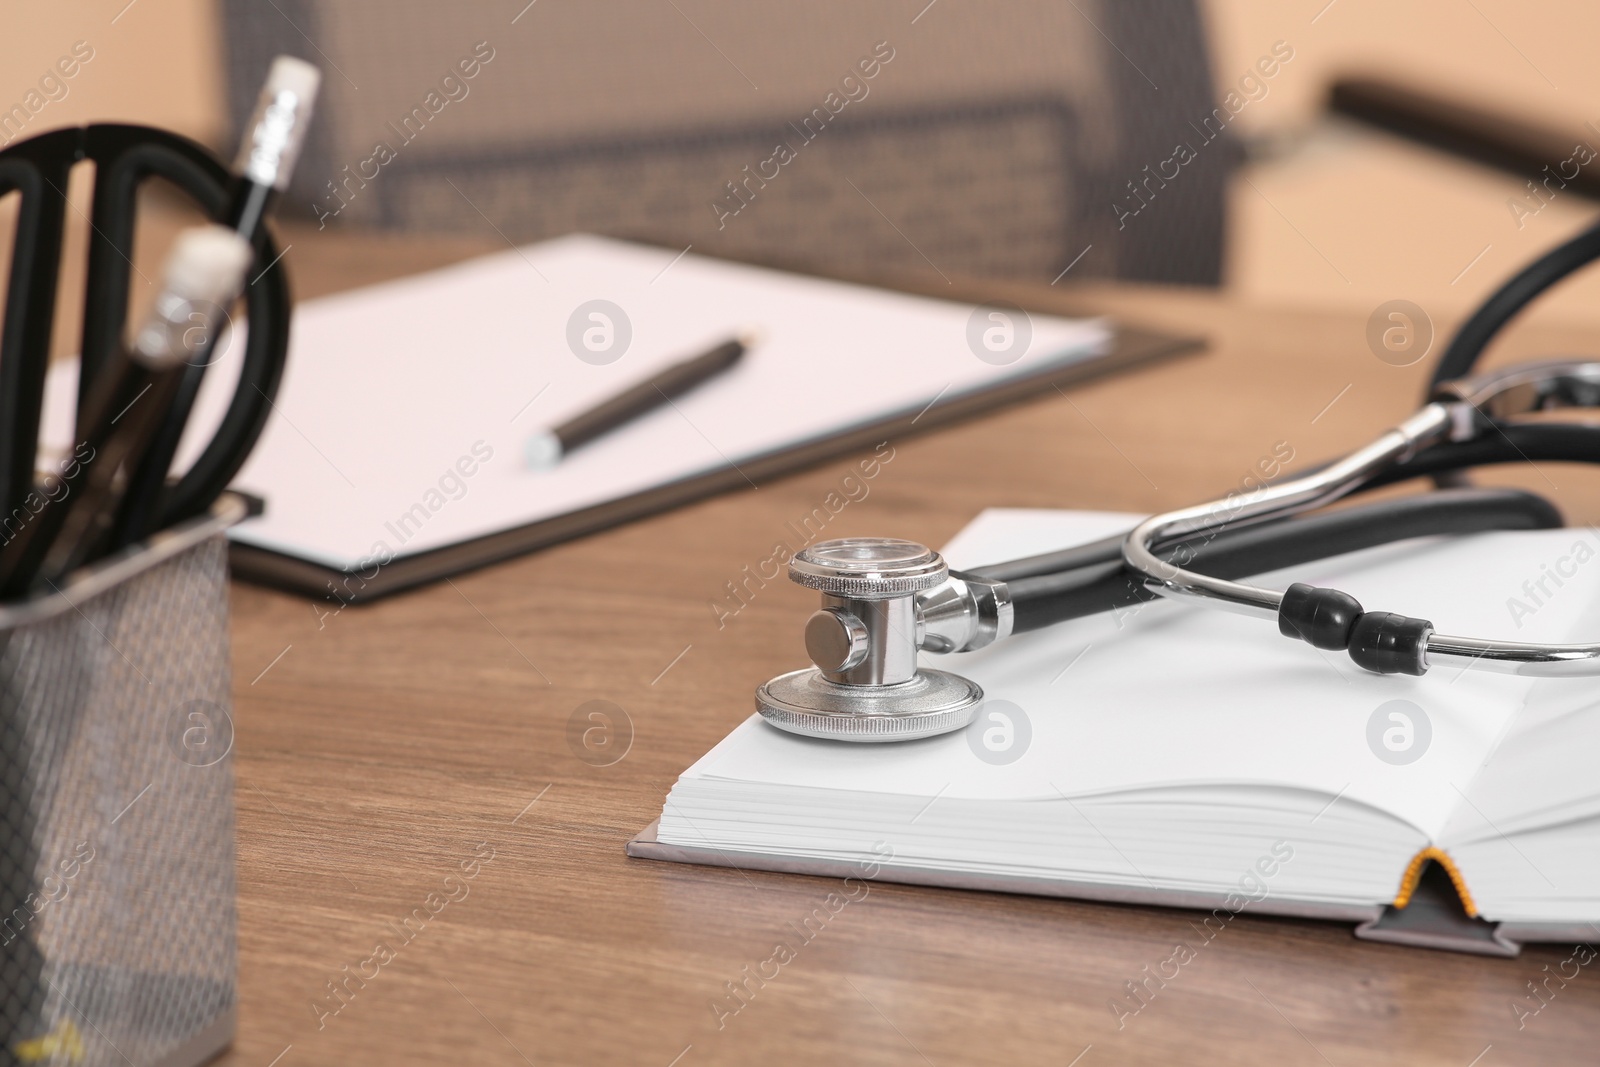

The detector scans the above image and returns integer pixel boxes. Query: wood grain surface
[211,223,1600,1067]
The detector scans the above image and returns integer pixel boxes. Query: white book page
[683,510,1600,840]
[83,235,1105,569]
[1437,684,1600,921]
[1440,611,1600,847]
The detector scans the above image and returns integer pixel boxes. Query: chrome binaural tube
[1120,403,1459,618]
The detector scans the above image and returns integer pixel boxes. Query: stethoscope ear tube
[1430,220,1600,396]
[975,418,1600,598]
[1366,421,1600,488]
[1426,218,1600,492]
[1114,357,1600,676]
[1002,487,1562,633]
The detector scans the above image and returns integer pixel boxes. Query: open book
[632,509,1600,954]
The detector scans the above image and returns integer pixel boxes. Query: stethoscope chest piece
[755,538,985,742]
[756,666,983,742]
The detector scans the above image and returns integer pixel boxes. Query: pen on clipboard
[523,335,751,468]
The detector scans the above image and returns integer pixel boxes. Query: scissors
[0,122,292,554]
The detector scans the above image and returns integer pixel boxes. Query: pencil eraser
[165,225,253,306]
[265,56,322,101]
[237,56,322,189]
[523,431,564,470]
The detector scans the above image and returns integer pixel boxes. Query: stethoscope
[757,216,1600,742]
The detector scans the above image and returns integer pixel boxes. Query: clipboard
[228,317,1200,602]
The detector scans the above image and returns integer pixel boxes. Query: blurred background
[5,0,1600,324]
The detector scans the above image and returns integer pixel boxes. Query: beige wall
[7,0,1600,326]
[1201,0,1600,325]
[1204,0,1599,136]
[8,1,1593,157]
[0,0,222,145]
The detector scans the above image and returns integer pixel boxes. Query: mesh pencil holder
[0,493,251,1067]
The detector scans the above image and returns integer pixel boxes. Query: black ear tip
[1347,612,1433,676]
[1278,582,1363,651]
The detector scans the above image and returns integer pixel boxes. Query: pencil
[109,55,321,548]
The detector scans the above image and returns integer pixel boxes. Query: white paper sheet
[49,235,1106,569]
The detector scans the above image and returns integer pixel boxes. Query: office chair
[217,0,1229,286]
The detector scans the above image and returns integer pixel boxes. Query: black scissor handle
[0,123,289,531]
[0,128,77,524]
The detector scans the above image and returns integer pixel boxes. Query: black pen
[524,336,751,468]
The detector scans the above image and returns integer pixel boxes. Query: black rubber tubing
[992,487,1561,634]
[1427,217,1600,396]
[967,419,1600,591]
[1424,216,1600,489]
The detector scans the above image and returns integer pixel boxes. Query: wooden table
[217,223,1600,1066]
